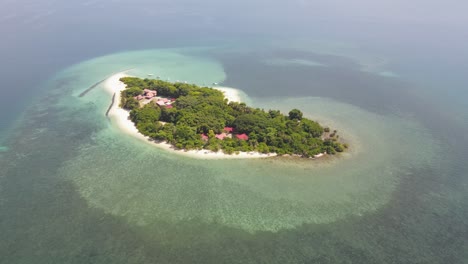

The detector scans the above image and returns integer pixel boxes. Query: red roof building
[200,134,208,140]
[224,127,234,133]
[142,89,157,99]
[144,89,157,95]
[236,133,249,140]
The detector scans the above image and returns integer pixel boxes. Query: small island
[118,77,347,158]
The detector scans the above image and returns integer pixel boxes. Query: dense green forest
[119,77,346,157]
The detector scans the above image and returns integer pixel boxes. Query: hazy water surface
[1,1,468,263]
[1,45,467,263]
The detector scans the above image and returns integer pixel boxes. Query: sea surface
[1,1,468,263]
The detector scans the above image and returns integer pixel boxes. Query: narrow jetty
[79,68,133,97]
[105,93,116,117]
[79,78,107,97]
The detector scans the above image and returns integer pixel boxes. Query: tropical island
[116,76,347,158]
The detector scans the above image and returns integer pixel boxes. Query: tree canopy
[119,77,346,157]
[288,109,303,120]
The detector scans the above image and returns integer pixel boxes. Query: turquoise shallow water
[50,49,437,232]
[1,46,466,263]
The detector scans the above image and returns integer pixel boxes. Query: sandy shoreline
[212,86,241,103]
[103,72,275,159]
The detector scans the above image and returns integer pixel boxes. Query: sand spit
[212,86,241,103]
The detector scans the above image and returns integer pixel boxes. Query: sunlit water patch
[268,39,401,79]
[264,58,327,67]
[378,71,399,78]
[48,49,441,233]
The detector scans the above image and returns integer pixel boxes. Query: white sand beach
[103,72,275,159]
[212,86,241,103]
